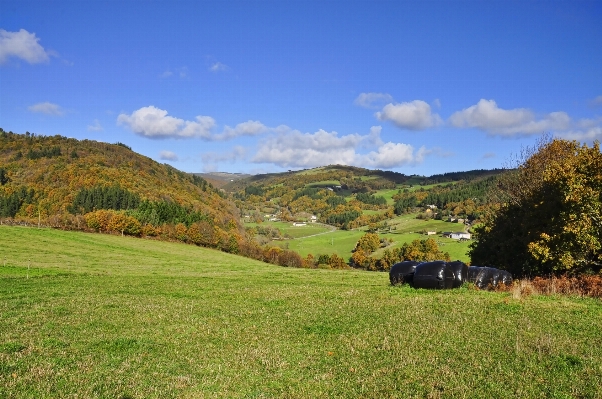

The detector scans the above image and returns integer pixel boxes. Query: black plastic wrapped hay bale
[413,261,455,289]
[491,268,503,287]
[467,266,483,283]
[448,261,468,288]
[500,270,513,286]
[389,260,420,286]
[474,267,498,290]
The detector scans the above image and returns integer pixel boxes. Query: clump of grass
[510,279,535,300]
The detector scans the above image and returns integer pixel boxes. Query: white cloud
[216,120,269,140]
[376,100,442,130]
[0,29,50,64]
[354,92,394,109]
[117,106,216,139]
[210,62,228,72]
[253,129,362,168]
[160,70,173,78]
[364,126,384,147]
[159,150,179,161]
[253,127,426,169]
[28,102,64,116]
[87,119,103,131]
[359,142,427,169]
[556,127,602,142]
[449,99,572,136]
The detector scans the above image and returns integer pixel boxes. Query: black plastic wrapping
[413,261,455,289]
[389,260,420,286]
[467,266,483,283]
[492,268,504,287]
[473,267,496,289]
[448,261,468,288]
[500,270,513,286]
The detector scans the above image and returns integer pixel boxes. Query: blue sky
[1,0,601,176]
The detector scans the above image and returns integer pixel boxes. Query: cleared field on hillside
[258,215,472,261]
[245,221,333,239]
[388,213,467,234]
[279,228,365,258]
[2,226,601,398]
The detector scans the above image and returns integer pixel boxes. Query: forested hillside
[0,129,242,243]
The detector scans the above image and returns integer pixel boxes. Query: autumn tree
[356,233,381,253]
[469,137,602,277]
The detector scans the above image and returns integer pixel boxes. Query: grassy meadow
[260,214,472,262]
[2,226,601,398]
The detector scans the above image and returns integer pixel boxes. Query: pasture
[1,226,601,398]
[253,214,471,261]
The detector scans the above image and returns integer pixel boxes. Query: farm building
[443,232,471,240]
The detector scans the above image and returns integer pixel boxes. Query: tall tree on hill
[469,137,602,277]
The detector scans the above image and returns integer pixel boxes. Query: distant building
[443,231,471,240]
[292,222,307,227]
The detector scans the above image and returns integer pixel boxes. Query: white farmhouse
[445,231,471,240]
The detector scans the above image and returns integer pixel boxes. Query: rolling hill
[0,129,241,237]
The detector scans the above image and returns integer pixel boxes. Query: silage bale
[467,266,483,283]
[389,260,420,286]
[500,270,513,286]
[448,261,468,288]
[474,267,498,290]
[413,261,455,289]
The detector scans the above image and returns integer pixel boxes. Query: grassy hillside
[2,226,601,398]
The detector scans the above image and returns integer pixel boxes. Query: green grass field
[257,215,472,261]
[278,229,365,258]
[246,221,333,239]
[2,226,601,398]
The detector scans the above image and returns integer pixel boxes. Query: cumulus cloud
[556,127,602,142]
[0,29,50,64]
[159,150,179,161]
[28,102,64,116]
[364,126,384,147]
[376,100,442,130]
[253,126,426,169]
[117,106,216,139]
[215,120,269,141]
[87,119,103,131]
[449,99,572,136]
[117,107,273,141]
[354,92,394,109]
[359,142,427,169]
[209,62,228,72]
